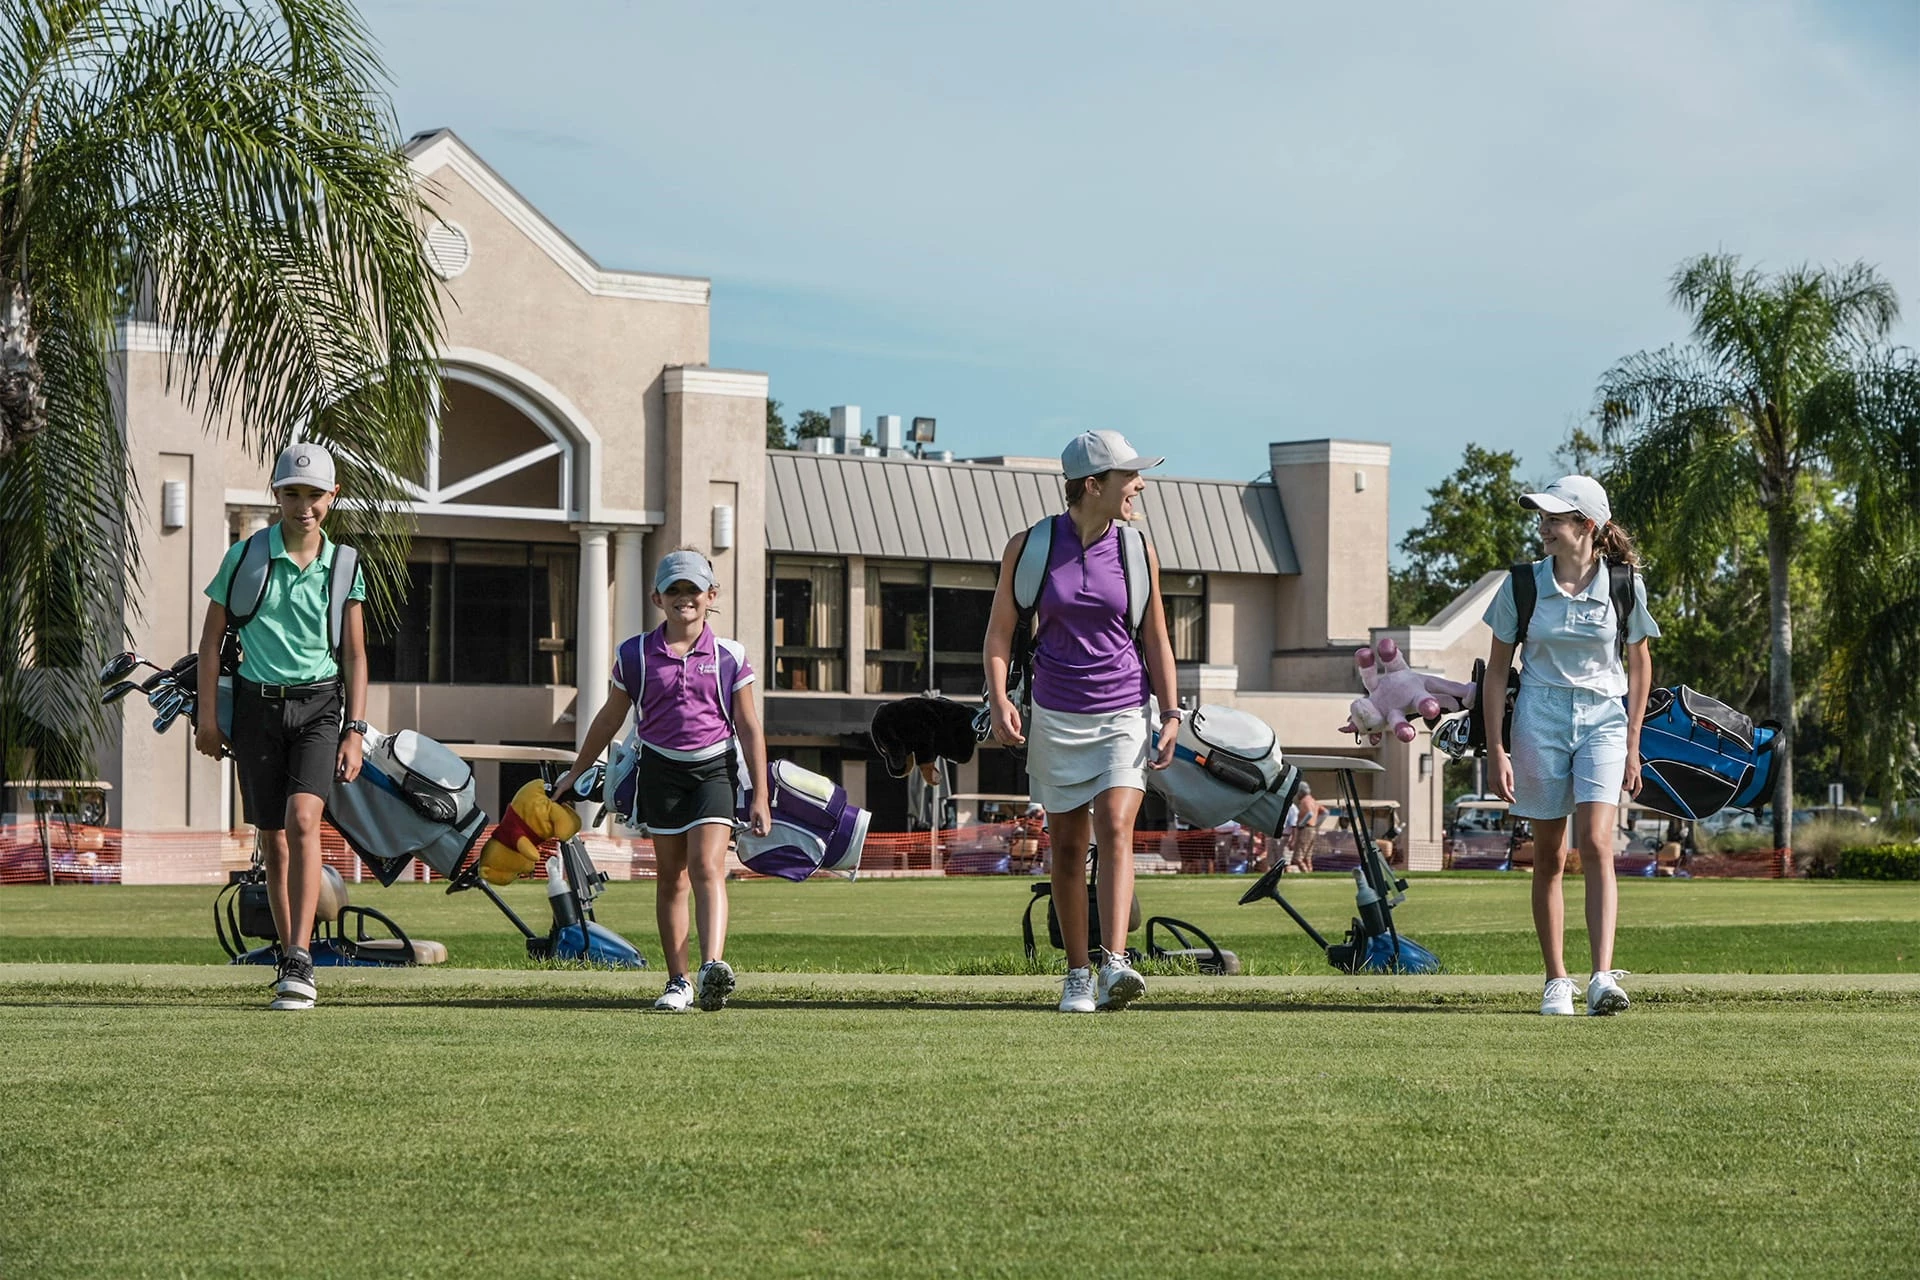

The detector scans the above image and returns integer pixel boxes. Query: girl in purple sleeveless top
[554,549,772,1014]
[984,431,1181,1014]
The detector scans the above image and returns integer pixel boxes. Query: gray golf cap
[1520,474,1611,526]
[271,443,337,491]
[1061,430,1164,481]
[654,550,716,593]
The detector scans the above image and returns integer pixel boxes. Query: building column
[574,525,612,751]
[613,528,647,648]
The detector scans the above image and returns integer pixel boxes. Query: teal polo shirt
[205,524,366,684]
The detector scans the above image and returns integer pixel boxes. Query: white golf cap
[1061,430,1164,481]
[271,443,337,491]
[1520,474,1611,526]
[653,549,716,593]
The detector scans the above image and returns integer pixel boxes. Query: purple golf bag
[735,759,870,882]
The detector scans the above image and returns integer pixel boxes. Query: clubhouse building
[102,131,1500,869]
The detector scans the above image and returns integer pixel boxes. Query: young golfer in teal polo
[195,444,368,1011]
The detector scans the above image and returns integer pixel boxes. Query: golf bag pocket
[373,730,476,825]
[735,760,870,881]
[1635,686,1774,821]
[606,737,641,826]
[1149,704,1294,831]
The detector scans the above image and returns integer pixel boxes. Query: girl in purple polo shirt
[556,550,771,1013]
[984,431,1181,1014]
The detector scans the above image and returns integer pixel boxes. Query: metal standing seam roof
[765,452,1299,575]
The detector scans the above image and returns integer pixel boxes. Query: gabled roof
[405,129,709,306]
[766,451,1298,575]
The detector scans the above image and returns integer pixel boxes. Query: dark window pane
[451,543,530,684]
[931,585,992,698]
[866,564,927,694]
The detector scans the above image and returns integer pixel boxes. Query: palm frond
[2,0,441,773]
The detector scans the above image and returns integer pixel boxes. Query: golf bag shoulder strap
[714,636,745,731]
[223,528,275,628]
[618,629,742,730]
[1509,561,1538,649]
[1012,515,1150,638]
[1012,516,1055,615]
[1607,560,1634,663]
[224,529,358,660]
[1117,524,1150,639]
[1511,558,1637,664]
[326,542,360,657]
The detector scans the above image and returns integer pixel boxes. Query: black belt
[241,677,340,701]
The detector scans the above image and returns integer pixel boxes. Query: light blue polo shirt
[1482,557,1660,698]
[205,524,366,684]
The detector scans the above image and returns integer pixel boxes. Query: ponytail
[1596,521,1639,567]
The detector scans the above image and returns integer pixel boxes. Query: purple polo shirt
[612,624,754,753]
[1030,514,1150,714]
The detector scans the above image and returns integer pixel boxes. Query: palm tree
[0,1,439,779]
[1598,253,1900,856]
[1816,349,1920,804]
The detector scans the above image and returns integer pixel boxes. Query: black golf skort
[231,678,342,829]
[634,744,738,836]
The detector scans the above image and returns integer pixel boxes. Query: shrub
[1836,844,1920,881]
[1793,818,1885,879]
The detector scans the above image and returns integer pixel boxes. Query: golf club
[101,680,140,705]
[98,651,143,687]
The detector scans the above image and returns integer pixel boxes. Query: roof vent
[423,220,472,280]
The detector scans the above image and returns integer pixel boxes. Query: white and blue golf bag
[1147,705,1300,836]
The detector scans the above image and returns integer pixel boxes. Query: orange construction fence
[0,821,1796,887]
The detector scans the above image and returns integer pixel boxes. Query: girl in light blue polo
[1483,475,1660,1017]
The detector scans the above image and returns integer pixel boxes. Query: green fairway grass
[3,876,1914,973]
[1,967,1915,1278]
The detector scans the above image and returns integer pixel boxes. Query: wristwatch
[344,719,369,737]
[1160,707,1184,722]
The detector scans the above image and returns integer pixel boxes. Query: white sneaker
[695,960,736,1012]
[1587,970,1631,1016]
[1058,967,1096,1013]
[1096,956,1146,1011]
[653,976,693,1013]
[1540,977,1577,1016]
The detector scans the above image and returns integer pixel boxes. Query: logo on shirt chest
[696,661,719,675]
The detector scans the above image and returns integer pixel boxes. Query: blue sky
[366,1,1919,554]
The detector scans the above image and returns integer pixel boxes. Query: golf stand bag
[1147,704,1301,837]
[216,858,448,967]
[1238,756,1441,974]
[1022,848,1240,975]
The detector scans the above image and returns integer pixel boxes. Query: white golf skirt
[1025,702,1151,814]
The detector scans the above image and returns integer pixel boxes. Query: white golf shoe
[653,975,694,1013]
[695,960,736,1011]
[1058,967,1096,1013]
[1096,956,1146,1011]
[1587,970,1631,1016]
[1540,977,1578,1016]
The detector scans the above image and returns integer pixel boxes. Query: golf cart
[1444,798,1532,871]
[1310,799,1402,871]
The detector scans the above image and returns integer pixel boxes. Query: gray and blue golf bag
[1634,687,1779,821]
[325,728,488,885]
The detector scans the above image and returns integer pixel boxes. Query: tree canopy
[0,0,442,778]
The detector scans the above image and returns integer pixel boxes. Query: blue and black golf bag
[1634,686,1779,821]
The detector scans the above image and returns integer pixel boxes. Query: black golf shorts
[232,680,343,830]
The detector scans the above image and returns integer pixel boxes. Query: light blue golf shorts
[1509,683,1629,820]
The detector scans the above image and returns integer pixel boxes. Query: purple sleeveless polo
[1029,513,1150,714]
